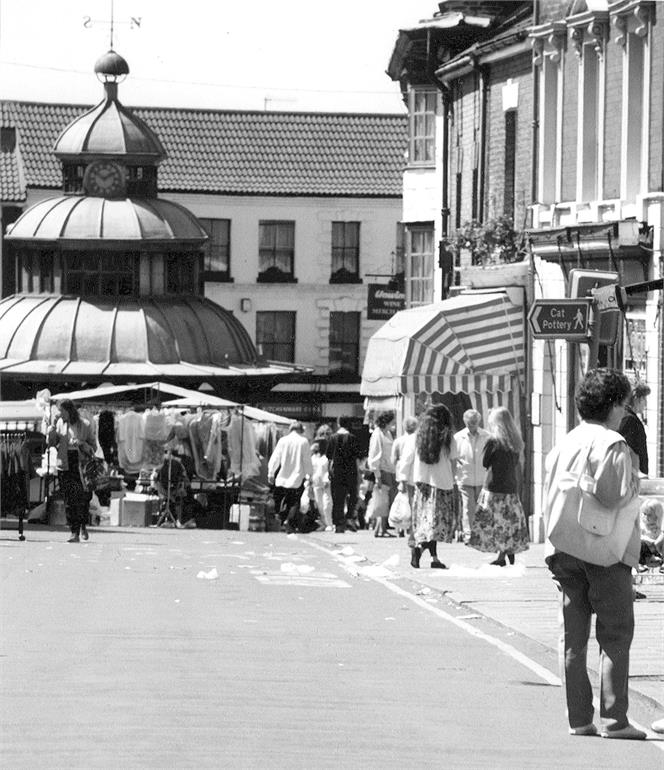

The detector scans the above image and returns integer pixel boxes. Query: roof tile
[1,100,407,198]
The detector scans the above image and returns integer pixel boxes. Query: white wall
[171,192,403,374]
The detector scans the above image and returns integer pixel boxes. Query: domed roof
[5,195,207,245]
[94,49,130,79]
[0,295,285,381]
[54,52,166,164]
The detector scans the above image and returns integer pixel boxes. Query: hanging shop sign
[367,284,405,320]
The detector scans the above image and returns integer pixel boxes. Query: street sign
[528,298,592,340]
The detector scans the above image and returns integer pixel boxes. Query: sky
[0,0,438,113]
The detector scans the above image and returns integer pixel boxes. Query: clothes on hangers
[117,411,145,473]
[227,412,260,479]
[97,410,118,465]
[0,433,32,515]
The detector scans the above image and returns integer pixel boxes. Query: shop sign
[367,284,405,320]
[261,402,322,422]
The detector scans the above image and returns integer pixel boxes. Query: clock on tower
[83,160,127,198]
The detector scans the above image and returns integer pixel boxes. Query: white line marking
[305,540,664,747]
[304,539,559,686]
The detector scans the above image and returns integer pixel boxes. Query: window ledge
[202,272,233,283]
[256,274,298,284]
[329,276,362,285]
[405,162,436,170]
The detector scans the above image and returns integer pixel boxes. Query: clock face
[84,161,126,198]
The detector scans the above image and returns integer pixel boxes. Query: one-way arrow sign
[528,298,592,340]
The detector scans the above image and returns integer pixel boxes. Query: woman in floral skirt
[402,404,459,568]
[467,406,529,565]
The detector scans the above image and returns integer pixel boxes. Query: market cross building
[0,50,311,403]
[0,52,406,422]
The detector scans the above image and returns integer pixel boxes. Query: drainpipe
[426,28,452,295]
[531,1,540,210]
[477,62,488,223]
[527,1,540,538]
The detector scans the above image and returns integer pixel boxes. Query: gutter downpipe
[478,60,488,223]
[427,29,452,287]
[527,0,540,538]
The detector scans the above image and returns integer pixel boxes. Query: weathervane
[83,0,142,47]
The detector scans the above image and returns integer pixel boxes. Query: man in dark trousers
[267,421,313,534]
[326,416,361,533]
[618,381,650,476]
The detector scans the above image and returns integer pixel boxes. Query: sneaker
[80,526,89,541]
[600,724,647,740]
[67,535,80,543]
[634,590,647,600]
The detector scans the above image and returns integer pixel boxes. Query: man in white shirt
[268,421,313,533]
[454,409,490,539]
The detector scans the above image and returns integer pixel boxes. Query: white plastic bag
[366,485,390,521]
[300,483,314,514]
[388,490,412,529]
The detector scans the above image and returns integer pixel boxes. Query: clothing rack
[0,430,29,541]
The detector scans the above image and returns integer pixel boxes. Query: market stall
[33,382,291,531]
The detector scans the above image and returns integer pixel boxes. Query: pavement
[306,527,664,711]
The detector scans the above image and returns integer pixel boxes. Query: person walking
[401,404,458,568]
[310,441,333,531]
[392,416,418,537]
[467,406,529,566]
[454,409,490,541]
[618,380,650,476]
[542,368,645,739]
[47,399,98,543]
[326,416,361,533]
[267,422,313,534]
[367,411,397,537]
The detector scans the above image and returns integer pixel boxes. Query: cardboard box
[120,495,159,527]
[48,498,67,526]
[229,503,251,531]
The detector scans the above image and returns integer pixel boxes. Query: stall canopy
[50,382,291,425]
[361,292,525,420]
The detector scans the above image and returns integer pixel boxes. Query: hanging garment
[117,411,145,473]
[227,413,260,479]
[97,410,118,465]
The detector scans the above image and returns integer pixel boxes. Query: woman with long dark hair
[48,399,98,542]
[467,406,529,565]
[403,404,459,568]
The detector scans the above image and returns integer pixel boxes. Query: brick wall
[486,53,533,227]
[449,73,482,228]
[603,41,622,200]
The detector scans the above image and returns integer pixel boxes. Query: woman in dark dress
[48,399,98,542]
[467,406,529,565]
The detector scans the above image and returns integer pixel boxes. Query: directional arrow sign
[528,298,593,340]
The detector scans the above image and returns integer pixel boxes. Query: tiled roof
[0,101,407,198]
[0,102,26,202]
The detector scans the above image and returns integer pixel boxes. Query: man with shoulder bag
[543,369,645,740]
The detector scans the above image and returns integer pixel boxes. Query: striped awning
[361,292,525,398]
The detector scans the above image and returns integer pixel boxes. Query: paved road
[1,527,663,769]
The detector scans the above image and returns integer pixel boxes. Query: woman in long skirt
[467,406,529,565]
[402,404,459,569]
